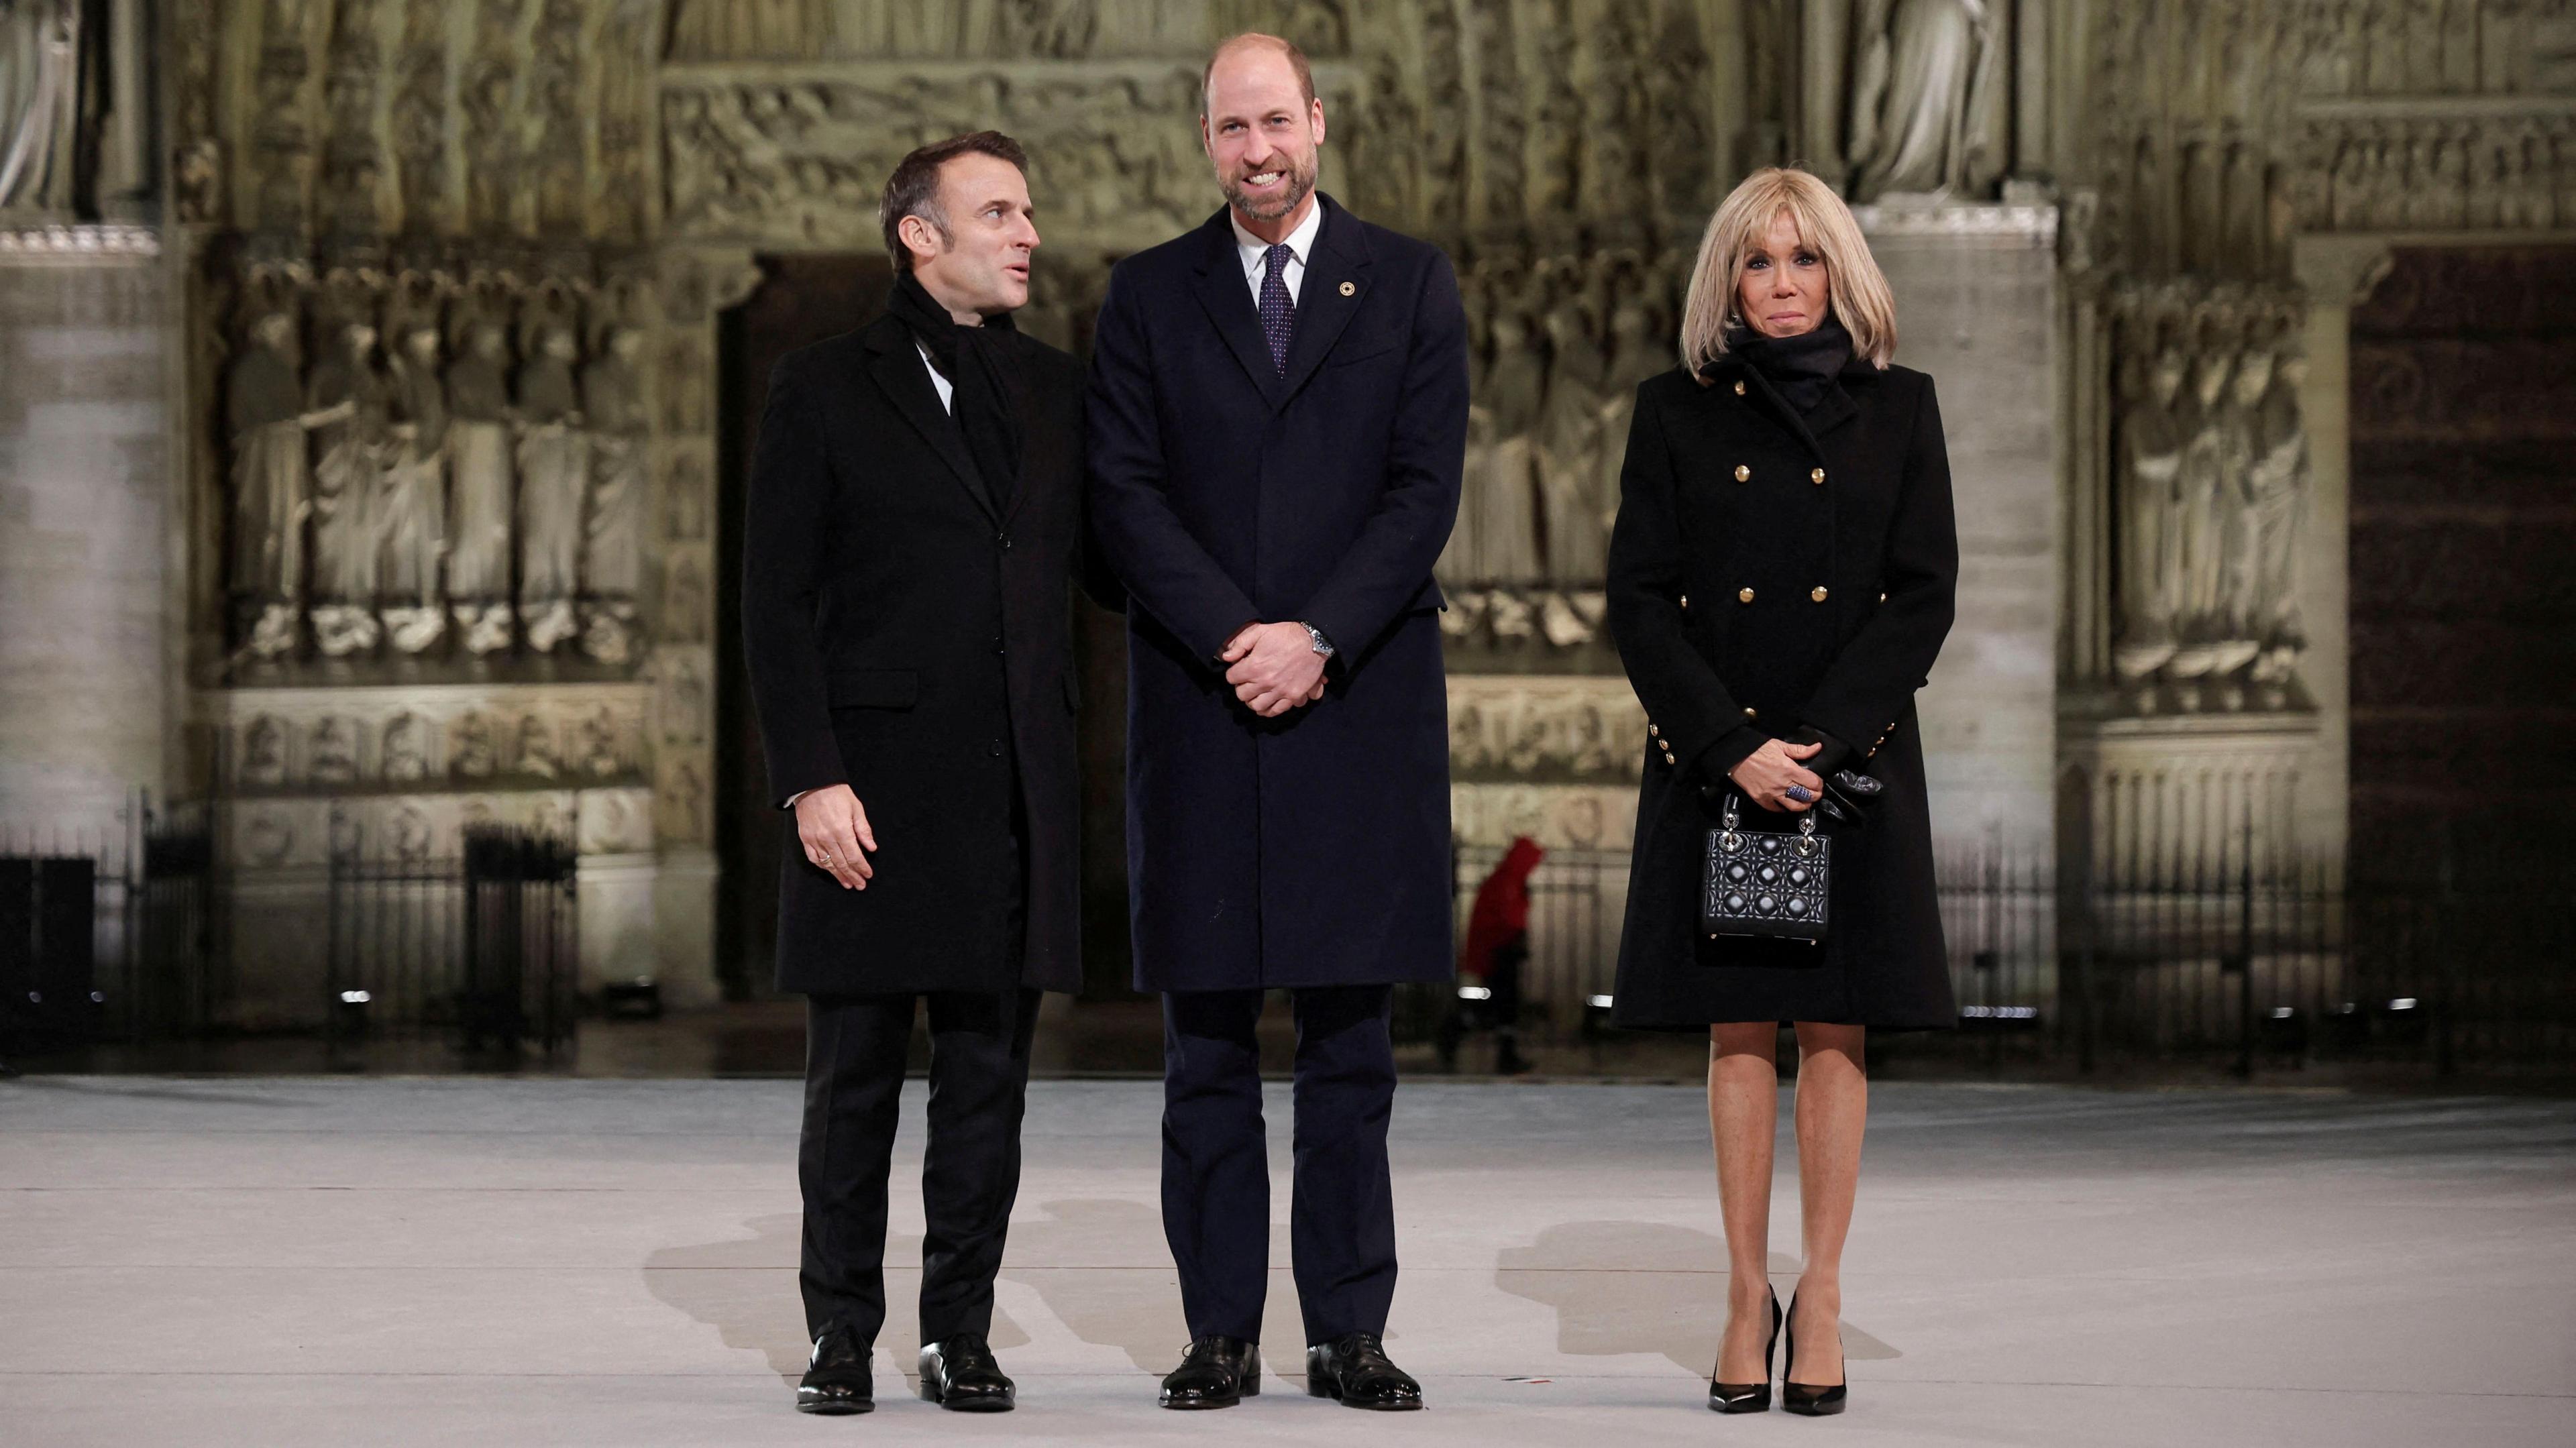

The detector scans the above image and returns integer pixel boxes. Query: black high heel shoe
[1707,1286,1780,1413]
[1781,1291,1847,1416]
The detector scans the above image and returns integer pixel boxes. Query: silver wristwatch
[1300,622,1336,659]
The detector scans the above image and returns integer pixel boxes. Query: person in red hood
[1452,836,1545,1074]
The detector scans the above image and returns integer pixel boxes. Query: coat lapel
[1189,211,1287,410]
[1275,197,1373,407]
[864,319,998,524]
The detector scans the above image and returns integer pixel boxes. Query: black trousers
[1160,985,1398,1347]
[798,987,1041,1345]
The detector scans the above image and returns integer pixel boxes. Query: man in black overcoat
[1085,34,1468,1412]
[740,132,1087,1417]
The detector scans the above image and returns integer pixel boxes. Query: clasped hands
[1222,621,1328,718]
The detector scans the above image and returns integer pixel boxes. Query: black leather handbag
[1701,792,1830,946]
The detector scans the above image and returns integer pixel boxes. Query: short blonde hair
[1678,167,1897,377]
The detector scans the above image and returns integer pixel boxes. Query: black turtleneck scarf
[1727,312,1854,414]
[887,272,1022,510]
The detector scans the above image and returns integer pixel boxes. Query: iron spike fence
[1425,833,2573,1077]
[323,814,580,1056]
[0,794,225,1055]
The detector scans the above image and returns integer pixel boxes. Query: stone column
[2287,233,2381,879]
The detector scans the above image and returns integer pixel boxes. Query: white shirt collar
[1231,195,1325,280]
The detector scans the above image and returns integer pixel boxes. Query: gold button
[1742,706,1758,718]
[1737,587,1754,603]
[1648,724,1660,736]
[1678,594,1688,608]
[1811,586,1829,603]
[1811,467,1826,485]
[1733,380,1746,396]
[1733,464,1750,482]
[1879,591,1887,602]
[1338,280,1356,297]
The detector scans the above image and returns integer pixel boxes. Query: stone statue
[451,711,496,779]
[2164,343,2235,690]
[515,712,560,779]
[444,321,516,655]
[242,716,288,787]
[515,325,588,653]
[579,327,649,663]
[2111,347,2188,691]
[1536,292,1609,643]
[310,716,358,785]
[382,713,429,783]
[2245,345,2311,701]
[1474,306,1548,594]
[306,321,389,657]
[380,325,451,654]
[577,703,621,777]
[2209,345,2273,684]
[227,312,339,660]
[1845,0,2003,201]
[0,0,80,215]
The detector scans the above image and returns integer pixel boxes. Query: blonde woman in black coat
[1605,166,1958,1416]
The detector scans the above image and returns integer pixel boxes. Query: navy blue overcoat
[1086,197,1468,993]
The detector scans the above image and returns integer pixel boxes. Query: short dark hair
[1200,33,1316,117]
[879,131,1029,272]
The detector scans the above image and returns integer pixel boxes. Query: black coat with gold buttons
[1604,351,1958,1029]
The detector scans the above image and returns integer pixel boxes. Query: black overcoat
[741,313,1086,997]
[1086,198,1468,992]
[1605,351,1959,1030]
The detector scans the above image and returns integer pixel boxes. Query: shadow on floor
[641,1197,1183,1381]
[1493,1221,1897,1373]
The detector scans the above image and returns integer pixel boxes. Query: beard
[1221,150,1318,223]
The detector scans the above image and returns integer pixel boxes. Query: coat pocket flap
[826,667,918,709]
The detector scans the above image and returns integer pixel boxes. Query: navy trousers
[1159,985,1399,1347]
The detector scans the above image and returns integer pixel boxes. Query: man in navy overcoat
[1085,32,1467,1413]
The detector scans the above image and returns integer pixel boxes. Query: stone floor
[3,1077,2573,1447]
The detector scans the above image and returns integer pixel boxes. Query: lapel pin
[1338,280,1356,297]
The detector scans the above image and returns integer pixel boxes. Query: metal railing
[0,796,225,1055]
[1423,832,2573,1077]
[324,818,580,1056]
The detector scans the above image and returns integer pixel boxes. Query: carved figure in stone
[670,760,706,841]
[1473,307,1547,591]
[665,556,708,643]
[390,805,433,863]
[2165,343,2236,685]
[307,321,389,656]
[451,711,496,779]
[2246,345,2311,698]
[311,716,359,785]
[662,656,708,746]
[0,0,81,215]
[2209,344,2274,682]
[445,321,516,653]
[392,0,446,232]
[515,712,560,779]
[667,0,833,60]
[515,325,588,653]
[580,326,649,663]
[577,703,621,777]
[1536,292,1609,642]
[2112,346,2188,688]
[665,450,708,540]
[242,715,289,787]
[382,713,429,783]
[244,808,294,866]
[227,312,336,660]
[379,323,450,654]
[1845,0,2002,201]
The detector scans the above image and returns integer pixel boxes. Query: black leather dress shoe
[918,1333,1015,1412]
[1305,1332,1424,1410]
[796,1324,874,1415]
[1159,1335,1260,1409]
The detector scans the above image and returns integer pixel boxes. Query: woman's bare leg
[1710,1021,1780,1383]
[1787,1021,1866,1386]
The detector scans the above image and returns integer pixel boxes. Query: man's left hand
[1221,621,1326,717]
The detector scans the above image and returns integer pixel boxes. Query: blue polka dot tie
[1258,242,1295,377]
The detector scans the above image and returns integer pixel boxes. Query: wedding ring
[1785,784,1816,803]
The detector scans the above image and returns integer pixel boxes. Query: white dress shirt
[1230,197,1324,308]
[918,343,953,414]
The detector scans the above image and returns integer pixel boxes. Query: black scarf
[1727,313,1854,414]
[887,272,1022,510]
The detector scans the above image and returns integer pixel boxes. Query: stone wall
[0,237,171,832]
